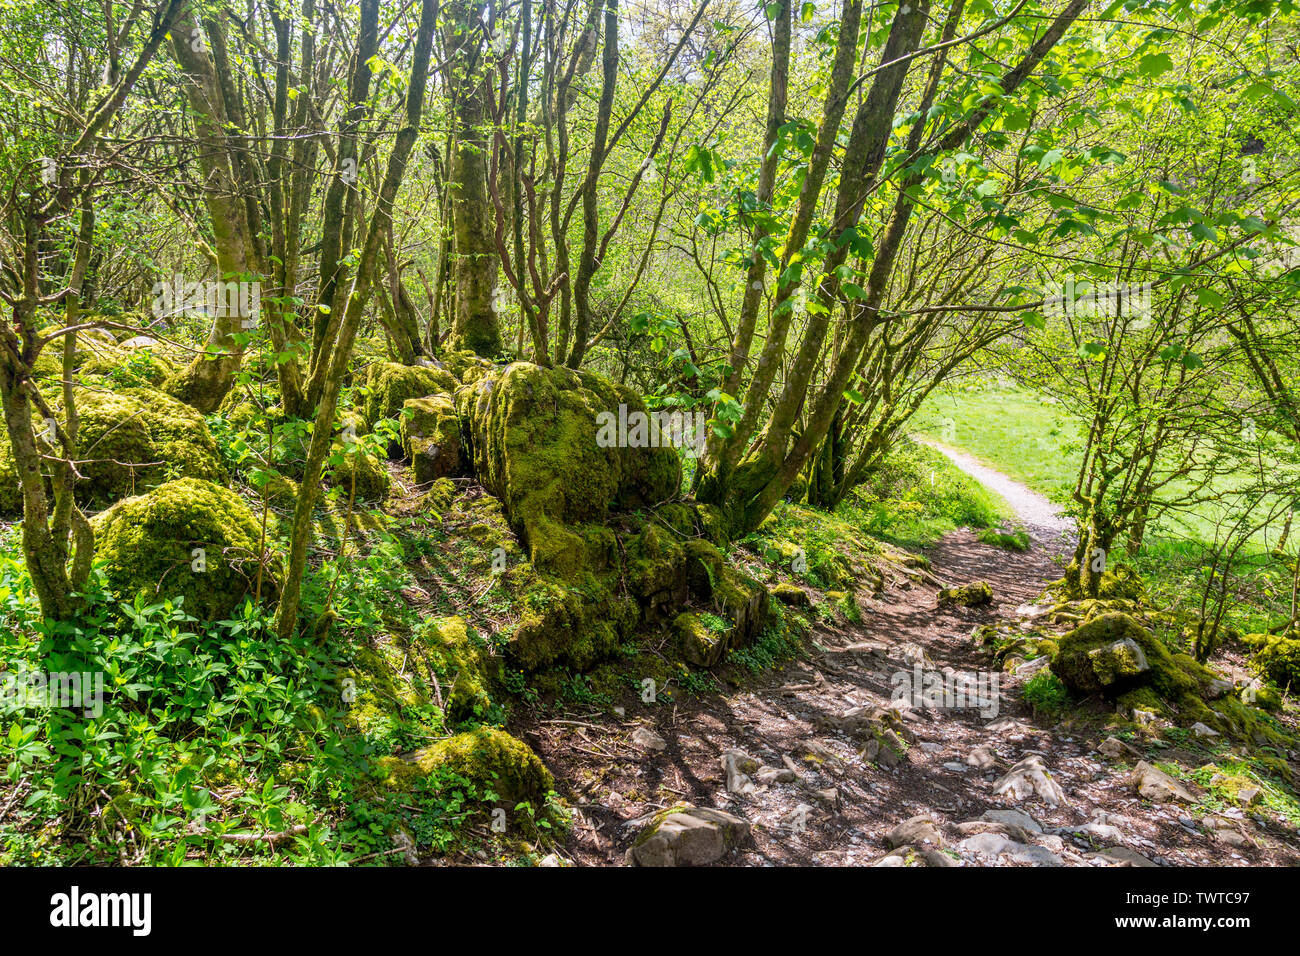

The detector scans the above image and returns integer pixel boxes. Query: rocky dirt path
[527,461,1300,866]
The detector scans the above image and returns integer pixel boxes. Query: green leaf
[1139,52,1173,77]
[1194,288,1225,308]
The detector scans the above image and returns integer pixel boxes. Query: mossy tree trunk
[307,0,379,401]
[165,7,260,413]
[445,0,502,358]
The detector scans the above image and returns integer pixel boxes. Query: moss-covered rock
[511,572,638,671]
[626,803,750,866]
[376,727,553,805]
[255,472,299,505]
[442,349,496,385]
[1243,632,1300,691]
[772,582,811,606]
[1048,613,1277,746]
[416,616,493,722]
[401,395,464,483]
[360,361,458,428]
[326,445,390,501]
[625,522,687,619]
[1053,613,1179,697]
[84,338,177,387]
[456,362,680,569]
[680,539,772,649]
[91,477,277,618]
[938,581,994,607]
[0,383,226,516]
[674,611,728,666]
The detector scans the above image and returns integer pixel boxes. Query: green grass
[915,384,1298,550]
[913,384,1081,504]
[847,441,1015,550]
[914,384,1300,638]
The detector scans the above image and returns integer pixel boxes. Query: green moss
[84,340,177,387]
[327,445,390,500]
[1054,613,1170,696]
[257,472,299,504]
[456,362,680,565]
[414,616,494,723]
[0,383,226,516]
[938,581,994,607]
[625,522,687,612]
[772,582,811,606]
[442,350,496,385]
[1057,614,1290,748]
[91,477,277,618]
[675,611,726,666]
[376,727,553,805]
[360,361,458,428]
[401,394,464,482]
[510,573,637,671]
[1243,632,1300,691]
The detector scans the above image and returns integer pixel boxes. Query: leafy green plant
[1021,670,1069,717]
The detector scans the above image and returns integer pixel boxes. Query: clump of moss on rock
[511,573,639,671]
[326,445,390,501]
[91,477,277,618]
[360,361,457,428]
[1053,613,1196,698]
[376,726,553,805]
[401,395,464,483]
[442,349,496,385]
[415,616,494,722]
[456,362,680,569]
[0,383,226,516]
[674,611,727,666]
[938,581,993,607]
[1050,612,1287,746]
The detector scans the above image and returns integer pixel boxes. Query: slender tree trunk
[445,0,502,357]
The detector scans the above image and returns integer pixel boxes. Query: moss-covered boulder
[772,583,811,606]
[83,337,177,386]
[675,611,728,666]
[1243,632,1299,691]
[360,361,458,428]
[679,538,772,648]
[416,616,493,722]
[1048,613,1243,738]
[377,727,553,805]
[326,445,390,501]
[401,395,464,483]
[511,572,639,671]
[91,477,277,618]
[456,362,680,568]
[625,523,688,619]
[442,349,496,385]
[626,803,750,867]
[1053,613,1171,697]
[938,581,994,607]
[0,384,226,516]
